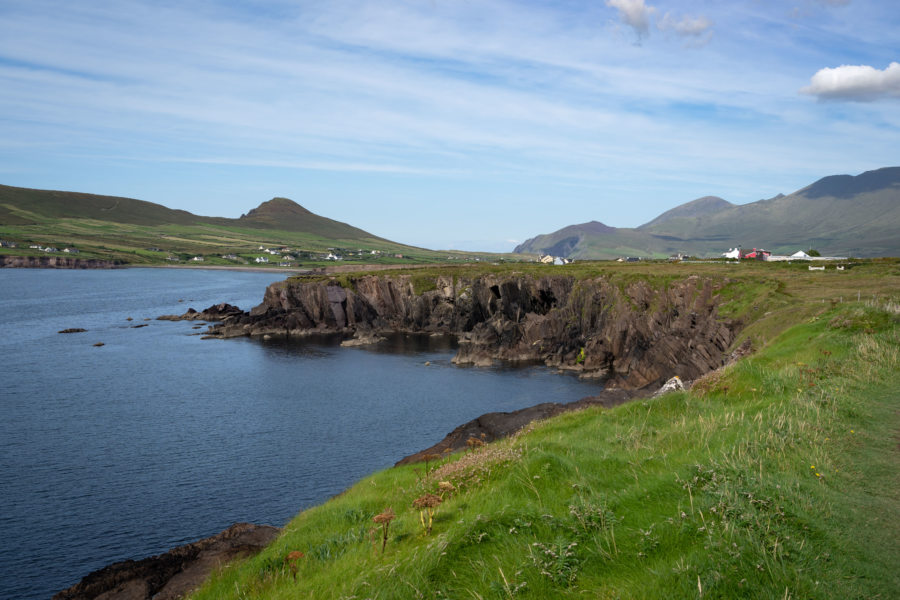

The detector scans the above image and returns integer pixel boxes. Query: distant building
[222,254,238,260]
[255,256,269,264]
[63,247,79,254]
[191,256,204,262]
[539,254,555,264]
[739,248,770,260]
[43,247,59,253]
[722,248,740,259]
[790,250,811,259]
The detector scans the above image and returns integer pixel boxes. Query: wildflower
[437,481,456,499]
[413,493,443,534]
[373,508,396,553]
[284,550,305,579]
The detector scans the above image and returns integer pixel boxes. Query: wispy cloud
[606,0,656,40]
[0,0,897,249]
[801,62,900,101]
[658,12,714,46]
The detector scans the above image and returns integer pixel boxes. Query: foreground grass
[192,297,899,599]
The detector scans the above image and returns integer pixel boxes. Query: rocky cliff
[205,273,738,390]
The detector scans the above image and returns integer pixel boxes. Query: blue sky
[1,0,898,251]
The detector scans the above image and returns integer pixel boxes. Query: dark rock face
[53,523,280,600]
[206,273,738,390]
[396,388,640,465]
[157,303,243,322]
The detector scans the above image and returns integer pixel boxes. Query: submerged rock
[58,328,87,334]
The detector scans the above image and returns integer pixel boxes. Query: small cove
[0,268,605,600]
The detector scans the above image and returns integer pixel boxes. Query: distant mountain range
[514,167,900,259]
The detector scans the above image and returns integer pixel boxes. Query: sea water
[0,268,603,599]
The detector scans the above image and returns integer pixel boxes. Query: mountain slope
[0,184,206,227]
[515,167,900,259]
[0,184,455,265]
[238,197,382,240]
[637,195,733,230]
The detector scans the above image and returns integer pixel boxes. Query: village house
[255,256,269,264]
[63,247,79,254]
[539,254,555,264]
[191,256,204,262]
[222,254,238,260]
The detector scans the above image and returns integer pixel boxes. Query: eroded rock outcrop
[396,388,640,465]
[157,303,243,322]
[53,523,280,600]
[205,273,739,390]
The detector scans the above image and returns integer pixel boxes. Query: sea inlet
[0,268,604,600]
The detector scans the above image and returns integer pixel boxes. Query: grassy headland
[190,260,899,599]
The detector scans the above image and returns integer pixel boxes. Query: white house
[255,256,269,264]
[539,254,555,264]
[790,250,811,259]
[722,248,740,259]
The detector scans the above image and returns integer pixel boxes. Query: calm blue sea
[0,268,603,600]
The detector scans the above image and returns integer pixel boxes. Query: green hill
[515,167,900,259]
[237,197,384,241]
[188,261,900,599]
[0,184,508,266]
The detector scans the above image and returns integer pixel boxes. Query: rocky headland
[53,523,280,600]
[187,272,738,390]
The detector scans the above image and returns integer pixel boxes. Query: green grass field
[184,261,899,599]
[0,217,527,267]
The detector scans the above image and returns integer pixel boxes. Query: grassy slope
[191,262,899,599]
[0,184,531,265]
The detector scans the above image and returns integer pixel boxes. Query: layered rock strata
[201,273,738,390]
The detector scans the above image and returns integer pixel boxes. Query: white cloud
[606,0,656,39]
[801,62,900,101]
[658,12,714,45]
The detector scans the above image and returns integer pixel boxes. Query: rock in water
[52,522,280,600]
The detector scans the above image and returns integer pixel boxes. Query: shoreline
[1,256,448,274]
